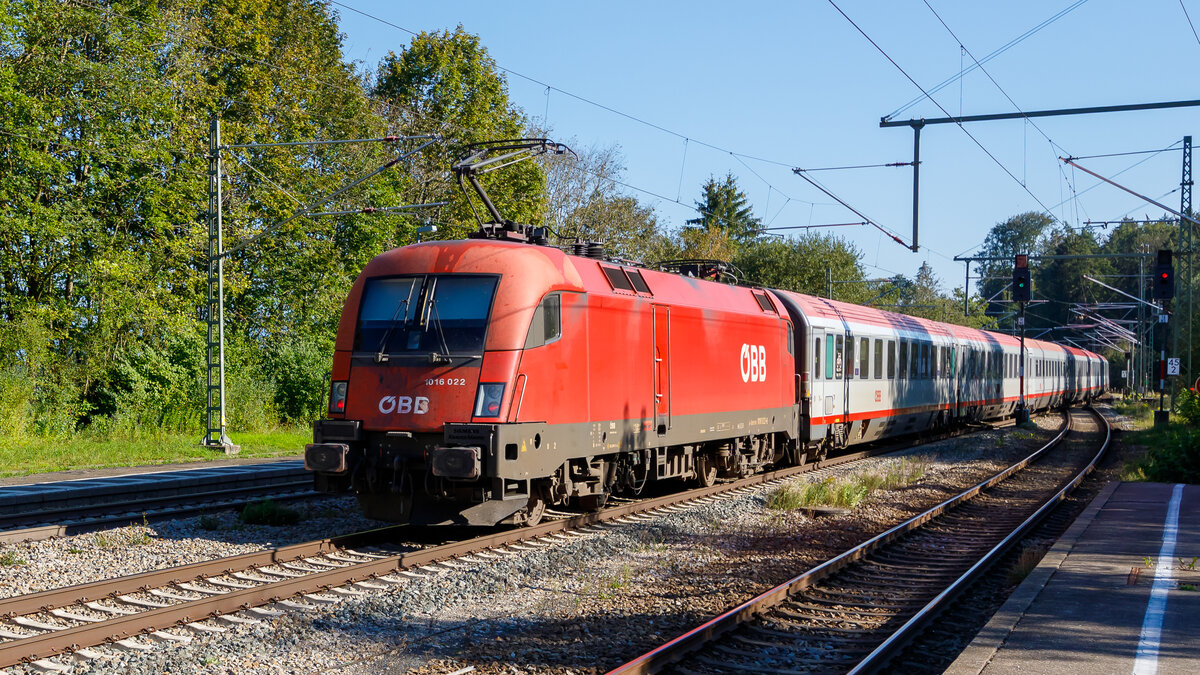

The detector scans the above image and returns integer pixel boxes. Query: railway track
[0,462,315,544]
[608,406,1109,674]
[0,444,898,671]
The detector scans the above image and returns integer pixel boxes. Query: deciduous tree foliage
[372,26,543,240]
[0,2,556,437]
[733,235,868,302]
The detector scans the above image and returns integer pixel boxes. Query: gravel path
[0,417,1061,675]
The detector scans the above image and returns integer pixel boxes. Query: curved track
[608,406,1109,674]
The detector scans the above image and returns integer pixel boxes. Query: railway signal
[1152,249,1175,300]
[1013,254,1032,303]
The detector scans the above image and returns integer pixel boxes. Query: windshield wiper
[425,298,453,365]
[373,297,411,363]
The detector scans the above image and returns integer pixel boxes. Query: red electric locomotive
[304,237,800,525]
[305,139,1108,527]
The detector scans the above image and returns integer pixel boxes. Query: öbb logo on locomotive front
[378,395,430,415]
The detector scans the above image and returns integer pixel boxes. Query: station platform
[947,481,1200,675]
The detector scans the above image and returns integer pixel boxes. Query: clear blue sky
[330,0,1200,294]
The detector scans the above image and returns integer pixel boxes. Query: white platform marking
[1132,484,1184,675]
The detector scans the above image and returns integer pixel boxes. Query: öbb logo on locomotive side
[740,344,767,383]
[378,395,430,415]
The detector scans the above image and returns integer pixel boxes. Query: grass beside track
[0,427,307,478]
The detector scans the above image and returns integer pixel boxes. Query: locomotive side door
[652,304,671,435]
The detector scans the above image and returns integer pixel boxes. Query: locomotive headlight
[329,381,348,414]
[473,383,505,417]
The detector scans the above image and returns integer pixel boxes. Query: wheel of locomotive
[522,490,547,527]
[695,453,718,488]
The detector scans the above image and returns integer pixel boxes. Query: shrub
[767,458,929,512]
[1124,426,1200,483]
[1178,388,1200,426]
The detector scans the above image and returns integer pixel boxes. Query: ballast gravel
[0,416,1064,675]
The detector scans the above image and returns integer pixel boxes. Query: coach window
[835,335,844,379]
[922,343,931,378]
[814,337,821,379]
[859,337,869,379]
[826,335,835,380]
[873,339,883,379]
[899,341,909,378]
[887,340,896,379]
[846,336,855,379]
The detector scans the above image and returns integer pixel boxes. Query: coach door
[652,305,671,434]
[822,329,847,425]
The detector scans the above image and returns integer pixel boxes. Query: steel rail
[848,406,1110,673]
[0,447,884,667]
[606,409,1074,675]
[0,483,319,545]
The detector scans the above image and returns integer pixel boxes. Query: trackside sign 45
[740,344,767,383]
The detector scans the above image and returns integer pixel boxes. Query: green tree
[733,234,867,301]
[975,212,1054,330]
[540,141,661,261]
[373,26,544,239]
[0,0,399,434]
[686,173,762,245]
[1035,226,1111,329]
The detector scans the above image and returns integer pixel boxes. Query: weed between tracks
[0,550,26,566]
[94,515,154,548]
[767,457,930,511]
[240,499,302,526]
[1007,545,1048,584]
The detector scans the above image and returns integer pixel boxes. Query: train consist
[304,233,1108,526]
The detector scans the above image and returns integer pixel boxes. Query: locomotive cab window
[355,274,498,356]
[524,293,563,349]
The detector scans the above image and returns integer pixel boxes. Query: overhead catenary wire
[827,0,1060,225]
[920,0,1067,160]
[885,0,1092,121]
[1181,0,1200,49]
